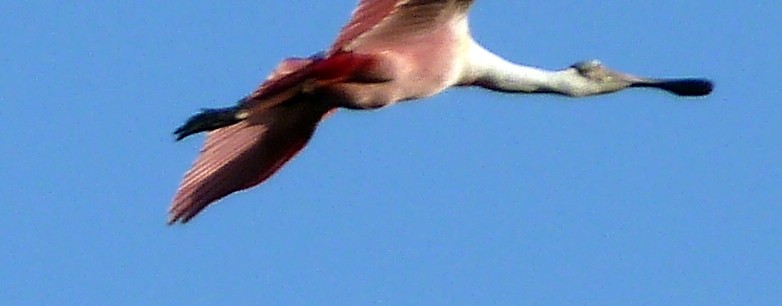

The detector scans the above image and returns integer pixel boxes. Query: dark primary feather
[174,106,244,141]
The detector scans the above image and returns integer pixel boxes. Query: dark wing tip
[174,107,244,141]
[166,216,179,226]
[167,210,184,225]
[167,202,200,225]
[167,205,187,225]
[166,213,190,225]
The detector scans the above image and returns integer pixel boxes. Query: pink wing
[171,52,389,224]
[169,59,332,224]
[170,1,478,223]
[330,0,475,53]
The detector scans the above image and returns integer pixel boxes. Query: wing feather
[330,0,475,53]
[169,58,331,224]
[169,101,332,224]
[170,1,480,223]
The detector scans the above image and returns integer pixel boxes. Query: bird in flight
[170,0,713,224]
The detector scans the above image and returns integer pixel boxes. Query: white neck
[459,41,606,97]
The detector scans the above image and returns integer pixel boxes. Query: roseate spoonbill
[170,0,713,224]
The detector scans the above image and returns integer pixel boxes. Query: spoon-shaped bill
[631,79,714,97]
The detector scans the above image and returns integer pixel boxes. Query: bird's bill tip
[632,78,714,97]
[666,79,714,97]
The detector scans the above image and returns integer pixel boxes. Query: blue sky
[2,1,780,305]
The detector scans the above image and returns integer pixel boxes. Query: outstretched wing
[170,50,391,224]
[330,0,475,53]
[169,59,332,224]
[169,101,332,224]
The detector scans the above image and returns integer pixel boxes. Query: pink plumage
[171,0,712,224]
